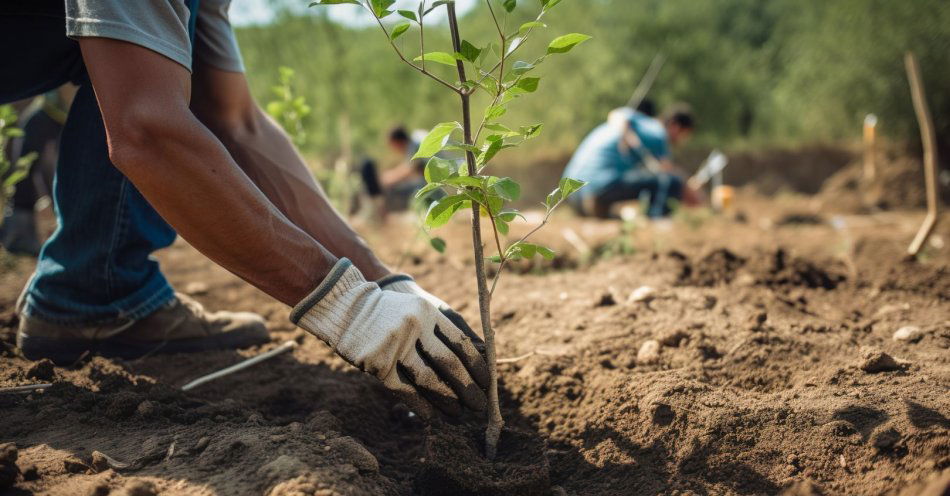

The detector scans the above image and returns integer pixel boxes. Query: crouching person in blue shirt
[563,106,700,219]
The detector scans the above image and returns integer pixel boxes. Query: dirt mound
[674,248,847,289]
[819,154,948,212]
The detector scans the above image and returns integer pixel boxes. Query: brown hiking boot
[17,293,269,364]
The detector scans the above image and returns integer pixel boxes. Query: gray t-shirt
[65,0,244,73]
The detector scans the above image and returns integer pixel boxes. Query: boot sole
[18,327,270,365]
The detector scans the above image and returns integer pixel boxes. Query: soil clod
[859,347,903,373]
[26,358,55,381]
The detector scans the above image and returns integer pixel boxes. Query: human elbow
[106,105,189,175]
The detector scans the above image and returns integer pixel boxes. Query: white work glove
[377,274,485,354]
[290,259,489,416]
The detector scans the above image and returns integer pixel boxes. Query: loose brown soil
[1,188,948,495]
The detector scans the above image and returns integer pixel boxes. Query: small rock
[892,326,922,342]
[26,359,55,381]
[91,451,129,471]
[859,347,902,373]
[183,281,209,296]
[136,400,156,417]
[326,437,379,473]
[637,340,661,365]
[628,286,656,304]
[701,295,718,310]
[658,330,689,347]
[595,291,616,307]
[63,456,88,474]
[118,480,157,496]
[247,412,265,424]
[872,428,901,450]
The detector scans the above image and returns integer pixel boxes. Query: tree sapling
[311,0,589,459]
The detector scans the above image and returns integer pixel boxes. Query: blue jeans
[571,169,684,219]
[2,5,177,326]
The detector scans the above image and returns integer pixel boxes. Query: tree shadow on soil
[1,349,599,495]
[904,399,950,430]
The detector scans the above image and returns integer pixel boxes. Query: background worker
[563,105,700,218]
[359,126,427,219]
[1,1,488,417]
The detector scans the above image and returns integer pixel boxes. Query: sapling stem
[446,2,504,460]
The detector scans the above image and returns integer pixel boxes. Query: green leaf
[414,182,444,199]
[485,104,507,120]
[369,0,396,17]
[2,168,28,188]
[459,40,482,63]
[498,209,526,223]
[547,33,592,54]
[540,0,563,11]
[487,255,503,264]
[511,77,540,93]
[519,21,546,35]
[520,124,543,139]
[496,218,510,235]
[430,237,447,253]
[424,156,457,183]
[443,175,484,188]
[413,52,459,67]
[425,194,470,229]
[413,122,461,159]
[397,9,418,21]
[510,60,535,76]
[501,0,517,12]
[485,123,513,134]
[559,177,587,198]
[536,245,556,259]
[492,177,521,201]
[390,23,410,40]
[479,138,504,166]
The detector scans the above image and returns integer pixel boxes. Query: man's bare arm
[80,38,336,306]
[189,64,390,280]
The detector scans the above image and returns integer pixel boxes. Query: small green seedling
[0,105,36,211]
[311,0,588,459]
[266,66,312,148]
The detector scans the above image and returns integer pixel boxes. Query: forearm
[203,108,391,280]
[113,113,336,305]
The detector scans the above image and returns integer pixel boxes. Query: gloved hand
[291,259,489,416]
[377,273,485,354]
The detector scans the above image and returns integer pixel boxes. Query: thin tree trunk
[446,2,504,460]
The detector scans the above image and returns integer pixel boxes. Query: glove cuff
[290,258,374,348]
[376,273,414,288]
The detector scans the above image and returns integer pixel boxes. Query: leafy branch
[311,0,588,460]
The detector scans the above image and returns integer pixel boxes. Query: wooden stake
[904,52,940,257]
